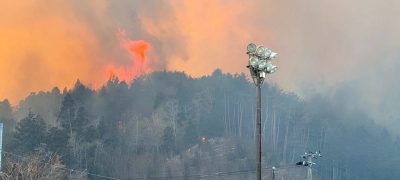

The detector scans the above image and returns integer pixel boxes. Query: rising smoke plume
[1,0,400,130]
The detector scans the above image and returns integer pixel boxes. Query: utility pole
[308,162,312,180]
[296,151,322,180]
[246,43,278,180]
[272,166,276,180]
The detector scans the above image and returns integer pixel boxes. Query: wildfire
[106,30,152,83]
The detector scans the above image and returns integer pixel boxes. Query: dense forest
[0,69,399,179]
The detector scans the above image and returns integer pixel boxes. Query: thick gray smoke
[3,0,400,133]
[259,0,400,132]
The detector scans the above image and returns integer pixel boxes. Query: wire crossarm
[296,151,322,167]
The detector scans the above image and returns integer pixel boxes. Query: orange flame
[105,30,152,83]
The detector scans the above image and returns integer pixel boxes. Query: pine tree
[13,111,46,154]
[58,93,75,135]
[161,126,175,156]
[74,106,89,135]
[46,127,69,155]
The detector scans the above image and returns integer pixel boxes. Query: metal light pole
[256,76,262,180]
[246,43,278,180]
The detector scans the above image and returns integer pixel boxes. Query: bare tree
[1,150,67,180]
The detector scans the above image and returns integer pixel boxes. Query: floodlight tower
[246,43,278,180]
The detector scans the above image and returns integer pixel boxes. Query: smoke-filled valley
[2,0,400,179]
[0,70,399,179]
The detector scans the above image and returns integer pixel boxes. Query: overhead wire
[2,150,303,180]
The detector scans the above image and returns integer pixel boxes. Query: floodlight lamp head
[264,49,272,59]
[258,59,268,70]
[247,43,257,54]
[266,63,278,74]
[249,56,259,68]
[256,46,266,57]
[269,52,278,59]
[270,66,278,73]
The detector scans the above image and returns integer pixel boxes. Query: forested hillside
[0,70,399,179]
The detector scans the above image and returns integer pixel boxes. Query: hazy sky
[1,0,400,127]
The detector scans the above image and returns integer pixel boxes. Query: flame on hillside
[106,30,152,83]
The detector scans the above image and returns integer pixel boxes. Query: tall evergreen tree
[161,126,176,156]
[46,127,69,154]
[58,93,75,136]
[13,111,46,154]
[74,106,89,135]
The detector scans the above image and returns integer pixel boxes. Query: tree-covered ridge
[0,70,399,179]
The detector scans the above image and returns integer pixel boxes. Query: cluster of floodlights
[246,43,278,77]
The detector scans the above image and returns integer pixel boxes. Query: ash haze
[2,1,400,179]
[1,0,400,131]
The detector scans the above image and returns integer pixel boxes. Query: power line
[128,169,256,180]
[2,150,301,180]
[3,150,253,180]
[127,165,300,180]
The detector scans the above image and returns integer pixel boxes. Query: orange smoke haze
[0,0,263,104]
[0,0,102,104]
[0,0,165,104]
[163,1,255,76]
[2,0,400,129]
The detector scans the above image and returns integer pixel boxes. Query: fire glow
[106,30,152,83]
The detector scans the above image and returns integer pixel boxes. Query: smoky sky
[262,0,400,129]
[1,0,400,129]
[0,0,187,102]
